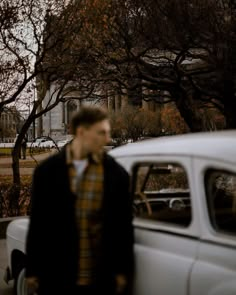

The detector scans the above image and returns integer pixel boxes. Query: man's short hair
[70,106,109,135]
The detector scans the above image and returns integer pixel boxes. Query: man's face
[76,119,111,154]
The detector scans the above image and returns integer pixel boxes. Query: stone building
[37,83,139,140]
[0,107,21,142]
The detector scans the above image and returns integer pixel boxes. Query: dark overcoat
[25,149,134,295]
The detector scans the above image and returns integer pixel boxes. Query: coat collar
[65,143,104,166]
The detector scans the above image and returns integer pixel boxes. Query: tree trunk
[223,79,236,129]
[173,88,204,132]
[11,145,21,216]
[12,144,21,185]
[224,99,236,128]
[11,114,36,216]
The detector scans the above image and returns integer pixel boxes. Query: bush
[0,177,32,217]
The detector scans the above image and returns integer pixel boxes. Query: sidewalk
[0,151,54,164]
[0,239,13,294]
[0,151,55,175]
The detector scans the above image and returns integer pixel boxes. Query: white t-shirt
[73,159,88,179]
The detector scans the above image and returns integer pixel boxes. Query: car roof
[109,130,236,164]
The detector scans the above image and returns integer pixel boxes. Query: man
[20,134,27,159]
[25,106,134,295]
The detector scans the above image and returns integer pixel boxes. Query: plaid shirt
[66,145,104,285]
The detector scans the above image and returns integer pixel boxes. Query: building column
[37,103,43,137]
[115,94,121,111]
[121,88,128,110]
[142,88,150,110]
[108,97,115,110]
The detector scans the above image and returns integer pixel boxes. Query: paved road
[0,151,55,175]
[0,239,13,294]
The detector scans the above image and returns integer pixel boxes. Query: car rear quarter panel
[190,158,236,295]
[6,218,29,272]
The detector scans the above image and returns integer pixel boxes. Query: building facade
[36,81,164,141]
[0,107,21,142]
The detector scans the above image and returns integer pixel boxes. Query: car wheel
[16,268,28,295]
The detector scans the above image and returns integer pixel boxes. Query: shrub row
[0,179,32,218]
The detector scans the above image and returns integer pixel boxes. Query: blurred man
[25,106,134,295]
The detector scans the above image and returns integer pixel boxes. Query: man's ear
[75,126,83,137]
[76,126,88,137]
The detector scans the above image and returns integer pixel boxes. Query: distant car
[5,131,236,295]
[30,138,43,148]
[56,139,71,149]
[31,138,55,149]
[40,140,55,149]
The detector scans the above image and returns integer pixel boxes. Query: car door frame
[116,154,201,295]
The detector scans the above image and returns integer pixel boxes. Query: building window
[66,101,77,125]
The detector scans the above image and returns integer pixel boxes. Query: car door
[125,155,201,295]
[189,159,236,295]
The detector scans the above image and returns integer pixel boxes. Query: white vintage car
[5,131,236,295]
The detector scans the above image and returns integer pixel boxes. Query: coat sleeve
[113,164,134,278]
[25,164,49,278]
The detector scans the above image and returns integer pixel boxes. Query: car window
[132,163,191,227]
[205,169,236,235]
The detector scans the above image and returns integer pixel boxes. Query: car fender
[208,280,236,295]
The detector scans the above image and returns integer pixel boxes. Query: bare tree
[127,0,236,129]
[74,0,235,130]
[0,0,99,214]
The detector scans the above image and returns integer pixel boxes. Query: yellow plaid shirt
[66,145,104,285]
